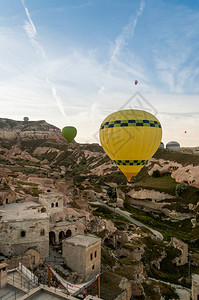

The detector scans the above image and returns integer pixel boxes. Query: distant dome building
[166,141,180,151]
[159,142,164,149]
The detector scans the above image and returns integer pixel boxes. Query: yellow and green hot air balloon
[99,109,162,181]
[62,126,77,142]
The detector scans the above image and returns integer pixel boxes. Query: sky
[0,0,199,146]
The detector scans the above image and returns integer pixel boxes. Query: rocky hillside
[0,118,199,299]
[0,118,63,140]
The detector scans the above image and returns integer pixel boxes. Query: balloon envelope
[62,126,77,142]
[99,109,162,181]
[134,80,138,85]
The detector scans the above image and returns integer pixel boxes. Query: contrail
[109,0,145,70]
[22,0,36,37]
[21,0,67,119]
[46,78,68,120]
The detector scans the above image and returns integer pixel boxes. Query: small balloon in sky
[134,80,138,85]
[184,131,187,134]
[62,126,77,142]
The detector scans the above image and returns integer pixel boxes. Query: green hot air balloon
[62,126,77,142]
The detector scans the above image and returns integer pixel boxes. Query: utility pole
[98,275,100,298]
[48,266,51,288]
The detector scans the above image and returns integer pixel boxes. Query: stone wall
[63,237,101,281]
[50,222,79,245]
[85,240,101,281]
[6,250,41,269]
[63,242,86,276]
[0,216,49,259]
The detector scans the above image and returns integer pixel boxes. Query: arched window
[90,253,93,261]
[56,202,58,207]
[21,230,26,237]
[95,251,97,258]
[66,229,72,238]
[59,231,65,242]
[41,207,46,213]
[92,265,95,270]
[49,231,56,246]
[40,229,45,236]
[6,198,9,204]
[51,203,54,208]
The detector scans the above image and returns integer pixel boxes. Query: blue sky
[0,0,199,146]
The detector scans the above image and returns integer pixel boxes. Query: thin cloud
[21,0,67,118]
[152,5,199,94]
[109,0,145,69]
[47,78,68,121]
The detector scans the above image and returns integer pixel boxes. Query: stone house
[62,234,101,281]
[39,192,63,212]
[0,202,49,260]
[104,230,128,248]
[0,192,85,266]
[0,190,16,205]
[49,221,82,246]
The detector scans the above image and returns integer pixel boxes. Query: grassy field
[154,149,199,166]
[133,175,177,194]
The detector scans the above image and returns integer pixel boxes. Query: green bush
[152,169,161,178]
[175,182,187,197]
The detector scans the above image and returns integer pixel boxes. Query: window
[40,229,45,236]
[90,253,93,261]
[6,198,9,204]
[92,265,95,270]
[56,202,58,207]
[51,203,54,208]
[95,251,97,258]
[21,230,26,237]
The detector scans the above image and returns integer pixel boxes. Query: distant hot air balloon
[99,109,162,182]
[62,126,77,142]
[184,131,187,134]
[134,80,138,85]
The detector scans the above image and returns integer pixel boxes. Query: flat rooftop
[0,202,48,221]
[18,286,77,300]
[28,291,68,300]
[63,234,100,247]
[39,192,62,199]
